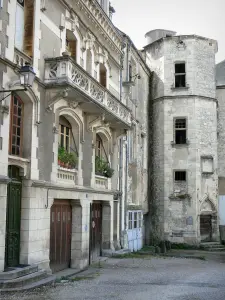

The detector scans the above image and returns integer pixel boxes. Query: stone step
[203,247,225,252]
[0,275,55,293]
[200,242,222,246]
[0,265,38,280]
[0,270,48,289]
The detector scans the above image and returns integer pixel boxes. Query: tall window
[96,134,103,158]
[174,118,187,144]
[15,0,34,57]
[66,31,77,61]
[9,95,23,156]
[99,63,107,88]
[59,116,71,152]
[175,63,186,88]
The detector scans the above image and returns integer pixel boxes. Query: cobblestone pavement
[1,256,225,300]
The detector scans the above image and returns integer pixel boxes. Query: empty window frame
[175,63,186,88]
[174,171,186,181]
[175,118,187,144]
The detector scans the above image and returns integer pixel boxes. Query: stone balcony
[95,175,111,190]
[44,56,132,127]
[57,166,78,185]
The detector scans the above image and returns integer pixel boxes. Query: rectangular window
[175,63,186,88]
[134,212,138,229]
[59,124,71,152]
[174,171,186,181]
[175,118,186,144]
[128,212,132,230]
[138,212,142,228]
[15,1,25,51]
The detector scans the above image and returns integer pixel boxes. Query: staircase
[200,242,225,252]
[0,265,55,293]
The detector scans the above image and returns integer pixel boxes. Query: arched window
[99,63,107,88]
[58,116,78,169]
[86,49,92,75]
[9,95,24,156]
[66,30,77,62]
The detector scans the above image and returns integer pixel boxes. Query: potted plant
[95,156,114,178]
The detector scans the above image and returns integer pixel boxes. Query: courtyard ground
[1,255,225,300]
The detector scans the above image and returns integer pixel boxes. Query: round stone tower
[144,30,218,245]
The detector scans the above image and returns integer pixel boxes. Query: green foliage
[95,156,114,178]
[58,146,78,168]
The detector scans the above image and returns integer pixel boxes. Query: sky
[110,0,225,63]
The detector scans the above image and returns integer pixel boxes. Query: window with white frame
[128,211,143,230]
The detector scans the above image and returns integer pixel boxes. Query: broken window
[174,171,186,181]
[175,63,186,88]
[175,118,186,144]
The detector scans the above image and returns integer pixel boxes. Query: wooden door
[90,202,102,263]
[50,200,72,273]
[5,166,22,268]
[200,215,212,242]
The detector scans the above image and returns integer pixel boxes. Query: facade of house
[120,33,150,251]
[143,30,219,245]
[0,0,149,276]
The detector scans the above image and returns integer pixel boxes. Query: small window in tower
[175,118,187,144]
[175,63,186,88]
[174,171,186,181]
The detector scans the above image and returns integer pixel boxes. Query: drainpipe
[124,131,128,236]
[119,137,123,246]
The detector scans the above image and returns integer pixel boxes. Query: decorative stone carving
[45,57,132,126]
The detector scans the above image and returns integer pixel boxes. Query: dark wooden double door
[5,166,22,268]
[50,200,72,273]
[90,202,102,263]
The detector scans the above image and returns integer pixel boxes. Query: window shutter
[24,0,34,57]
[15,3,25,51]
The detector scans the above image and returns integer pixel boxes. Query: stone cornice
[63,0,122,55]
[31,180,116,195]
[153,95,218,102]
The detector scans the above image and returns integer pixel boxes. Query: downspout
[124,131,128,236]
[119,137,123,246]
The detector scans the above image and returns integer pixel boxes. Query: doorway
[200,215,212,242]
[50,200,72,273]
[90,202,102,263]
[5,166,22,268]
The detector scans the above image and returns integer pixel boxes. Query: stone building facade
[0,0,149,275]
[143,30,219,245]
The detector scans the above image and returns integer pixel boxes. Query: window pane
[175,119,186,128]
[175,74,186,88]
[66,127,69,135]
[66,136,69,151]
[175,63,185,73]
[175,171,186,181]
[175,130,186,144]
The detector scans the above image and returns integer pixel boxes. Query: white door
[127,211,143,252]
